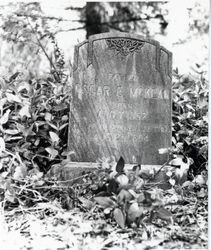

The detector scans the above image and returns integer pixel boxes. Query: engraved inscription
[106,38,144,56]
[108,73,138,84]
[80,83,169,100]
[88,124,150,145]
[97,108,148,121]
[130,87,169,99]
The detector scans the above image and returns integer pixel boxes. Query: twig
[147,159,172,182]
[15,13,72,22]
[12,184,48,201]
[4,206,55,216]
[55,173,90,183]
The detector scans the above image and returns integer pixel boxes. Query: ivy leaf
[117,189,133,204]
[19,105,31,118]
[107,178,119,194]
[0,137,5,154]
[94,196,116,209]
[113,208,125,229]
[198,94,207,109]
[59,123,68,131]
[127,202,143,223]
[169,156,183,167]
[49,131,60,144]
[3,129,20,135]
[48,123,58,131]
[175,161,189,179]
[0,98,7,112]
[45,112,52,122]
[9,72,20,82]
[197,188,206,198]
[0,109,10,125]
[6,93,21,103]
[116,156,125,173]
[137,192,145,203]
[45,147,58,160]
[17,82,30,93]
[116,174,129,187]
[198,145,208,155]
[169,178,176,186]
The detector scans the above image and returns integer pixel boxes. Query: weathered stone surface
[68,32,172,164]
[47,162,175,190]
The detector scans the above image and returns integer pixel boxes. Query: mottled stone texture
[68,32,172,164]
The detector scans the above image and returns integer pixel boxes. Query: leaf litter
[0,166,207,250]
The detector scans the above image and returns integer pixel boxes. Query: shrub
[172,69,208,175]
[0,39,70,178]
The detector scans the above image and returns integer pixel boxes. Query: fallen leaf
[78,197,94,210]
[156,207,172,221]
[94,196,116,209]
[13,165,27,180]
[5,189,16,203]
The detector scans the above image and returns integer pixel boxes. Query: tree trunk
[85,2,109,38]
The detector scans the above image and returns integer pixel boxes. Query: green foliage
[0,38,71,205]
[172,70,208,175]
[92,157,174,229]
[88,154,207,230]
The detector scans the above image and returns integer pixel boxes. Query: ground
[0,187,207,250]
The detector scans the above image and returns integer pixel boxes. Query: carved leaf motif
[106,38,144,56]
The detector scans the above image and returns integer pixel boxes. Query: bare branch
[52,26,86,35]
[65,6,84,11]
[15,12,72,22]
[26,18,58,75]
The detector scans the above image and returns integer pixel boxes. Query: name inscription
[75,83,169,100]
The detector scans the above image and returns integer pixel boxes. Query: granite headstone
[68,32,172,164]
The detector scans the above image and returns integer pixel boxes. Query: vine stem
[26,18,58,76]
[147,158,172,182]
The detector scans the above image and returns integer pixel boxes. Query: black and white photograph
[0,0,208,249]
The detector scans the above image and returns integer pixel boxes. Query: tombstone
[68,32,172,165]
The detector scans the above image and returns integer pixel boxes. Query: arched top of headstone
[73,32,172,76]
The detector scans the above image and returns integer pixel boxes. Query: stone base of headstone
[47,162,174,189]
